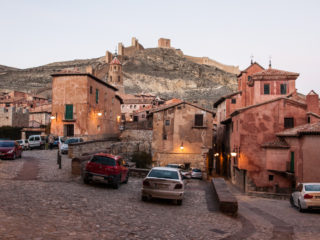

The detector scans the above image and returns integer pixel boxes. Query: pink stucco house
[214,62,320,193]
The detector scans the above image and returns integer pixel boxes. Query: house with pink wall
[214,61,320,193]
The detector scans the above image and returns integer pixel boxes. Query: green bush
[0,126,22,140]
[131,151,152,169]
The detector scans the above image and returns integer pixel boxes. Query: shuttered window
[96,89,99,104]
[65,104,73,120]
[280,84,287,95]
[284,117,294,129]
[264,84,270,95]
[195,114,204,126]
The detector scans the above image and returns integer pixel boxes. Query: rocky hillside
[0,48,237,108]
[122,48,237,108]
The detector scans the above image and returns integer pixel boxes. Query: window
[121,114,125,121]
[65,104,73,120]
[90,86,92,94]
[248,76,252,82]
[280,84,287,95]
[290,152,295,173]
[110,76,112,82]
[308,116,310,123]
[284,118,294,129]
[269,175,274,181]
[194,114,203,126]
[96,89,99,104]
[118,76,120,82]
[264,84,270,95]
[163,134,167,140]
[231,98,236,104]
[133,116,138,122]
[165,120,170,126]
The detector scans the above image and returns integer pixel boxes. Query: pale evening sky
[0,0,319,94]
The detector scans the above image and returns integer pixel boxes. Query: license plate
[93,176,105,181]
[155,183,168,189]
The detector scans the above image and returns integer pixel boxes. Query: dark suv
[83,153,129,189]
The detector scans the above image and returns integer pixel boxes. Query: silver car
[290,183,320,212]
[191,168,203,179]
[141,167,184,205]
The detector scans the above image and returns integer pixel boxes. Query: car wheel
[83,174,90,184]
[112,176,120,189]
[177,199,183,205]
[298,200,304,213]
[290,196,294,207]
[124,173,129,184]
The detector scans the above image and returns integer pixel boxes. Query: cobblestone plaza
[1,150,320,239]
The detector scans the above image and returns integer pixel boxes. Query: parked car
[191,168,203,179]
[165,163,190,179]
[60,137,83,154]
[17,139,29,150]
[28,135,46,150]
[82,153,129,189]
[0,140,23,160]
[141,167,185,205]
[290,183,320,212]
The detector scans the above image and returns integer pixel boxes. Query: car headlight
[7,149,14,154]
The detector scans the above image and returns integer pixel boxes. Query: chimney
[306,90,319,114]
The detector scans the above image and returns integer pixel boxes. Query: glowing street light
[97,112,102,117]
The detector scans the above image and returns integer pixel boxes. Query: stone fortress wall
[110,37,239,75]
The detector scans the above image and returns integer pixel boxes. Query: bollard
[57,150,62,169]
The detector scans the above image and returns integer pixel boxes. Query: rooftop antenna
[269,55,272,69]
[250,54,254,64]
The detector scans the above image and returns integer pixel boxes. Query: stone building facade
[150,101,214,173]
[50,72,122,140]
[0,107,29,127]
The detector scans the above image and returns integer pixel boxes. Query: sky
[0,0,319,94]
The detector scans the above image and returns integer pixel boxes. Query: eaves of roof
[51,73,118,91]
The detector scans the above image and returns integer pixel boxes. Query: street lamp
[180,142,184,150]
[231,152,237,157]
[97,112,102,117]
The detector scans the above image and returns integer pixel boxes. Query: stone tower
[108,55,124,92]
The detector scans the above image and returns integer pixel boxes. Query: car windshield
[91,155,116,166]
[192,169,201,172]
[65,138,79,144]
[0,141,15,147]
[148,169,179,180]
[305,185,320,191]
[17,140,22,144]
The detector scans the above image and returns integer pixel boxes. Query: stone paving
[0,150,320,239]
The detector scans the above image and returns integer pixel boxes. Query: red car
[83,153,129,189]
[0,140,23,160]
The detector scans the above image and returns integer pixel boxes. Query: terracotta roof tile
[261,138,290,148]
[251,68,299,80]
[277,122,320,137]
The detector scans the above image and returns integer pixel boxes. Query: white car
[60,137,83,154]
[141,167,184,205]
[290,183,320,212]
[28,135,46,150]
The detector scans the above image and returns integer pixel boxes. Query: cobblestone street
[1,150,320,240]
